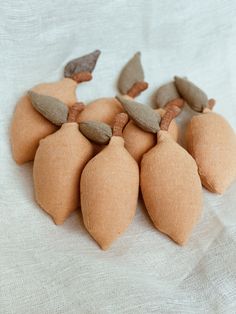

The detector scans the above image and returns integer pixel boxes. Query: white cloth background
[0,1,236,313]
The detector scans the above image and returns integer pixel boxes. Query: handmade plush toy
[118,97,203,245]
[118,81,181,164]
[175,77,236,194]
[78,52,148,125]
[31,93,94,225]
[79,113,139,250]
[10,50,100,164]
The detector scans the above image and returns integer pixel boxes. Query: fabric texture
[1,1,236,313]
[10,78,77,164]
[155,81,180,108]
[77,97,123,125]
[117,95,161,132]
[80,136,139,250]
[141,131,203,245]
[118,52,144,95]
[79,120,112,144]
[175,76,208,112]
[29,91,69,126]
[123,108,178,164]
[33,122,94,225]
[64,50,101,78]
[186,111,236,194]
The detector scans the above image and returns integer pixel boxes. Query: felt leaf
[118,52,144,95]
[64,50,101,78]
[79,121,112,144]
[156,81,180,108]
[28,91,68,126]
[174,76,208,112]
[116,95,160,133]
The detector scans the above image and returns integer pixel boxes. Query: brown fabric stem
[160,105,181,131]
[67,102,85,122]
[113,113,129,137]
[127,81,148,98]
[72,72,92,83]
[207,98,216,110]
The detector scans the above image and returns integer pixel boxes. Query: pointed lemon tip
[175,238,187,246]
[94,236,114,251]
[210,185,226,195]
[100,243,111,251]
[52,216,65,225]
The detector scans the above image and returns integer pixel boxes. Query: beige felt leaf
[116,95,160,133]
[28,91,68,126]
[64,50,101,78]
[79,121,112,144]
[118,52,144,95]
[174,76,208,112]
[156,81,180,108]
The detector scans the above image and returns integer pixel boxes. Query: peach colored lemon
[10,50,100,164]
[141,106,203,245]
[175,76,236,194]
[32,96,94,224]
[118,96,203,245]
[80,113,139,250]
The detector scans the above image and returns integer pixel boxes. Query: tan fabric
[141,131,202,245]
[33,123,94,225]
[186,111,236,193]
[10,78,77,164]
[155,81,180,108]
[80,136,139,250]
[118,52,144,95]
[174,76,208,112]
[10,96,57,164]
[31,78,77,105]
[79,121,112,144]
[29,91,69,126]
[77,97,123,126]
[64,50,101,78]
[123,108,179,164]
[116,95,161,133]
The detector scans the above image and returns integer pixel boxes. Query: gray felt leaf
[79,121,112,144]
[64,50,101,78]
[28,91,68,126]
[118,52,144,95]
[116,95,160,133]
[156,81,180,108]
[174,76,208,112]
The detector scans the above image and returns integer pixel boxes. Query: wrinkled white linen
[0,1,236,313]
